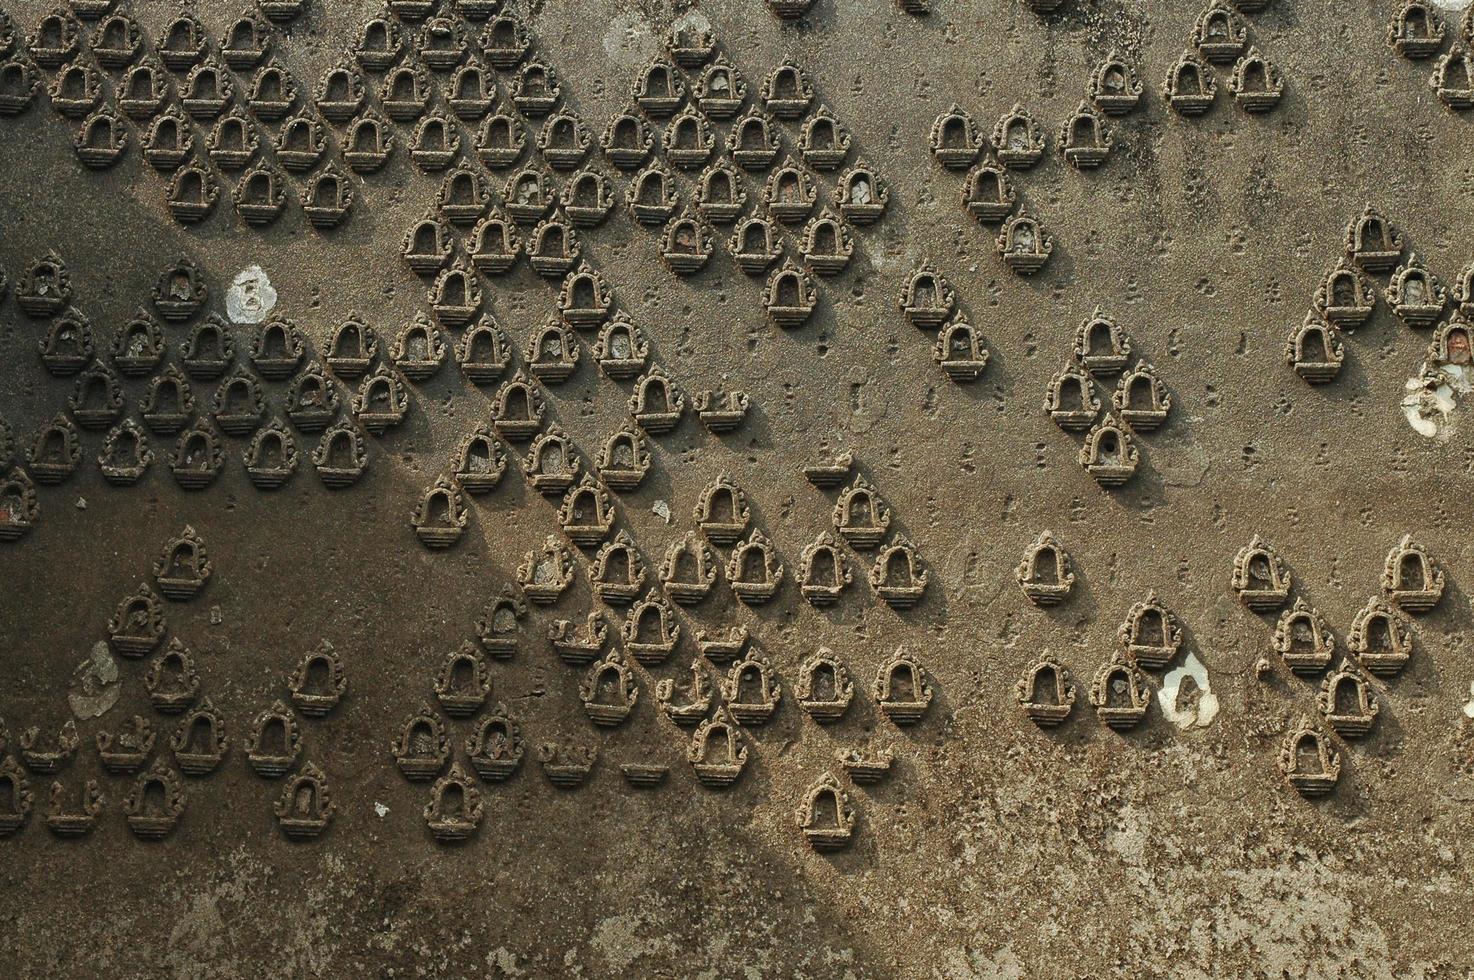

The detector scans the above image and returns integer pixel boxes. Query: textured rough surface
[2,0,1474,976]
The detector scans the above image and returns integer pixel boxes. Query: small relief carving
[18,720,79,773]
[837,164,890,225]
[524,425,581,496]
[874,648,932,724]
[1381,534,1444,612]
[0,54,40,117]
[313,419,369,488]
[798,105,851,171]
[352,15,401,71]
[593,530,647,605]
[559,474,615,547]
[222,13,273,71]
[181,59,234,120]
[516,535,576,604]
[1389,0,1445,58]
[1345,205,1404,273]
[156,10,206,70]
[286,362,340,433]
[354,365,410,434]
[694,390,751,433]
[467,704,523,781]
[288,641,347,717]
[1386,254,1447,328]
[796,649,854,723]
[730,214,782,274]
[632,56,685,117]
[664,105,716,169]
[1089,54,1143,115]
[92,11,142,69]
[481,14,531,69]
[26,413,81,485]
[538,742,596,788]
[594,315,650,382]
[548,611,609,666]
[46,779,103,837]
[69,363,124,430]
[839,749,892,784]
[527,215,581,278]
[1163,50,1217,115]
[234,164,287,226]
[1016,654,1075,727]
[391,314,447,381]
[0,757,33,836]
[1272,598,1336,675]
[627,161,681,225]
[96,715,154,774]
[899,263,955,329]
[183,315,235,381]
[112,309,165,377]
[1313,260,1377,327]
[761,60,814,119]
[728,529,785,605]
[581,650,639,726]
[1079,415,1139,487]
[447,61,494,119]
[696,161,748,224]
[996,212,1053,274]
[724,650,782,725]
[246,701,301,777]
[1194,1,1248,62]
[411,112,461,171]
[458,316,512,383]
[145,639,199,714]
[799,531,852,606]
[1228,48,1283,112]
[170,699,227,776]
[622,591,680,665]
[1433,48,1474,108]
[117,57,173,119]
[993,104,1046,168]
[661,210,715,275]
[417,16,467,70]
[1280,718,1341,797]
[39,308,94,376]
[602,106,653,169]
[871,536,929,608]
[1112,362,1171,430]
[452,426,507,494]
[1232,535,1291,611]
[393,703,449,782]
[695,55,746,118]
[765,261,818,327]
[424,763,483,841]
[124,762,185,839]
[74,108,127,168]
[659,532,720,604]
[512,60,561,117]
[244,418,298,490]
[1090,653,1152,730]
[764,159,818,224]
[834,477,892,549]
[1059,102,1112,169]
[434,642,492,717]
[491,371,545,441]
[523,317,578,384]
[595,423,650,493]
[696,625,750,664]
[15,250,72,317]
[108,586,166,657]
[557,263,613,330]
[797,773,855,851]
[1016,530,1076,605]
[929,105,981,169]
[380,61,431,121]
[170,419,226,491]
[934,318,990,381]
[621,762,669,788]
[429,261,482,326]
[301,164,355,230]
[412,476,468,549]
[1117,593,1183,670]
[476,586,527,657]
[688,707,748,788]
[316,60,365,122]
[276,762,334,839]
[766,0,814,19]
[475,113,526,172]
[803,449,853,488]
[250,65,299,124]
[1318,660,1379,738]
[630,364,686,433]
[961,158,1020,224]
[1347,597,1413,677]
[1284,314,1344,384]
[728,108,781,171]
[655,660,714,726]
[343,110,395,173]
[152,523,212,600]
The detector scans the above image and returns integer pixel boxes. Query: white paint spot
[226,265,277,324]
[1158,652,1220,730]
[652,499,672,523]
[373,802,389,817]
[1430,0,1469,11]
[1402,366,1466,439]
[602,11,657,67]
[69,641,120,719]
[1463,681,1474,719]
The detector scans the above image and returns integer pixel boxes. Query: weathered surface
[2,0,1474,975]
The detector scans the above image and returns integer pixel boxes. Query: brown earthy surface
[2,0,1474,976]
